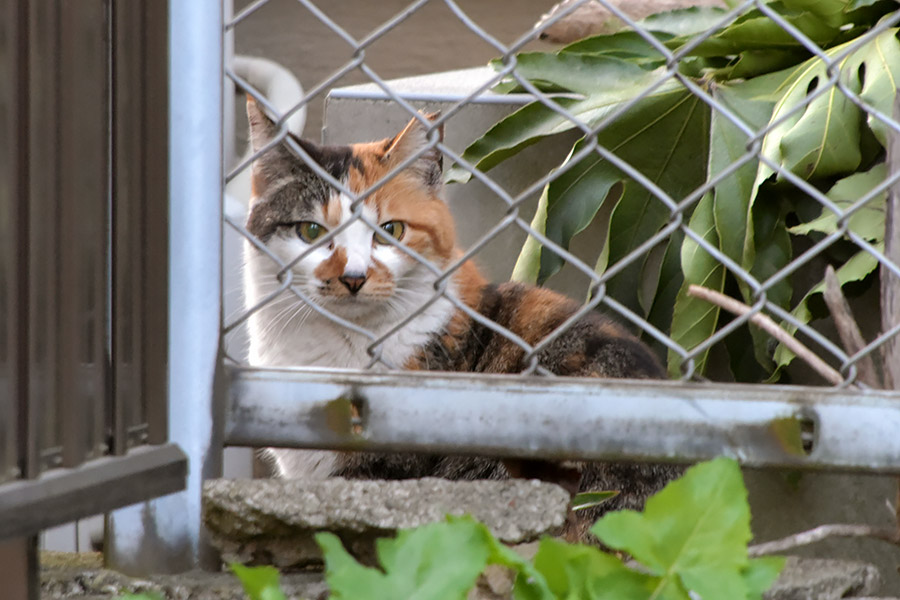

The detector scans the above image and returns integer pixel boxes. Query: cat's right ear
[246,95,294,197]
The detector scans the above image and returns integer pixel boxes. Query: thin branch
[686,285,845,386]
[881,92,900,389]
[823,265,881,388]
[749,523,900,557]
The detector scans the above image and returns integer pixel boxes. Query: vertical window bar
[58,0,110,467]
[26,0,61,477]
[0,0,27,484]
[141,0,170,446]
[110,0,146,455]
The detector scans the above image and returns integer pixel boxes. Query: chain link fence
[221,0,900,466]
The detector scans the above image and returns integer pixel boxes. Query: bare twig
[881,93,900,389]
[822,265,881,388]
[686,285,845,386]
[749,523,900,557]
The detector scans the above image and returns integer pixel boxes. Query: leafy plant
[572,490,620,511]
[230,562,289,600]
[317,457,784,600]
[449,0,900,381]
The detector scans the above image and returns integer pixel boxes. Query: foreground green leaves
[452,0,900,380]
[310,457,783,600]
[230,563,288,600]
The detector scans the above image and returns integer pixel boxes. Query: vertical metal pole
[107,0,223,574]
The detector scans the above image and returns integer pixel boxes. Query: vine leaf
[591,457,774,600]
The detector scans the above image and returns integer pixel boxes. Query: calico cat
[243,97,676,520]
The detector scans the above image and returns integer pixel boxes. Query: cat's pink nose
[338,273,367,295]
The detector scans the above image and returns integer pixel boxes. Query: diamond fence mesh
[224,0,900,398]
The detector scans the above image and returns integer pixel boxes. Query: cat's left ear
[382,112,443,189]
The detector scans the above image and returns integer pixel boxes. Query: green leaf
[788,163,887,241]
[525,537,662,600]
[744,556,788,600]
[591,457,754,598]
[709,79,779,269]
[446,99,580,184]
[598,91,710,318]
[774,246,879,368]
[678,80,781,378]
[539,141,623,283]
[319,518,492,600]
[726,49,812,80]
[679,13,838,57]
[491,52,651,96]
[320,515,554,600]
[778,67,863,180]
[780,0,851,28]
[846,29,900,147]
[561,30,671,61]
[572,490,620,511]
[751,33,888,193]
[512,183,551,284]
[637,5,731,37]
[230,563,288,600]
[669,193,725,377]
[447,59,679,183]
[774,164,887,370]
[116,595,163,600]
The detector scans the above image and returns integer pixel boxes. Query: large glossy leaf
[773,246,880,368]
[637,5,731,37]
[789,163,887,241]
[519,89,707,294]
[562,30,673,59]
[678,12,839,57]
[663,79,778,377]
[778,63,863,180]
[511,184,551,285]
[751,34,888,193]
[780,0,852,28]
[447,58,678,183]
[668,193,725,377]
[539,140,623,283]
[845,29,900,146]
[489,52,654,96]
[600,92,709,317]
[774,165,887,368]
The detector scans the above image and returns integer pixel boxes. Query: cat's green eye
[297,221,327,243]
[375,221,406,245]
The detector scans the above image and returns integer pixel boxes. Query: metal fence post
[106,0,224,574]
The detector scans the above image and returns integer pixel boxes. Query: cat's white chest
[245,292,453,370]
[244,244,455,370]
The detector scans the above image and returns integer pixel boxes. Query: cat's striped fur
[243,98,677,524]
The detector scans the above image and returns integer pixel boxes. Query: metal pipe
[226,367,900,473]
[107,0,223,574]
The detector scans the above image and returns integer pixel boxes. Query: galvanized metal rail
[225,366,900,473]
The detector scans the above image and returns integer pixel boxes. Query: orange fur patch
[513,288,570,345]
[322,194,342,229]
[347,143,455,266]
[314,246,347,282]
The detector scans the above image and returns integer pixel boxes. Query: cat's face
[245,98,455,319]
